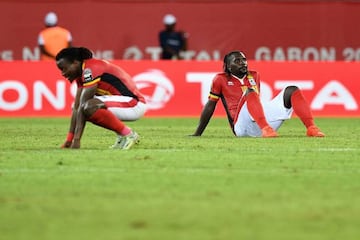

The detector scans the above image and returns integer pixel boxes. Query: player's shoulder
[213,72,228,82]
[247,70,260,79]
[248,70,259,75]
[214,72,228,79]
[83,59,107,77]
[84,58,104,67]
[211,73,229,87]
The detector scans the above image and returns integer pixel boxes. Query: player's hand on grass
[71,139,80,149]
[61,132,74,148]
[61,140,72,148]
[189,133,201,137]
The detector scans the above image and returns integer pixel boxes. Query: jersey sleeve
[81,61,102,88]
[208,74,223,102]
[246,70,261,94]
[82,68,100,88]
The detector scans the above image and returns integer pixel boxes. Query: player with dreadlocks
[191,50,325,138]
[56,47,146,149]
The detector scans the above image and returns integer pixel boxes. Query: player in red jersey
[192,50,325,138]
[56,47,146,149]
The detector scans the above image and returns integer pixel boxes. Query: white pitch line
[316,148,357,152]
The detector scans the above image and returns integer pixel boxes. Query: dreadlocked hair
[223,50,243,73]
[56,47,93,62]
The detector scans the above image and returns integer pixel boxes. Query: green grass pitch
[0,117,359,240]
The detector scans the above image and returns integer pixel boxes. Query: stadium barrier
[0,60,359,117]
[2,1,360,61]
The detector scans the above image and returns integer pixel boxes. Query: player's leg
[95,96,146,149]
[233,102,260,137]
[283,86,325,137]
[82,98,137,149]
[83,98,131,135]
[100,95,146,121]
[233,90,277,138]
[243,89,278,137]
[262,88,293,132]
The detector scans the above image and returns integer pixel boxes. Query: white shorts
[234,89,293,137]
[94,95,146,121]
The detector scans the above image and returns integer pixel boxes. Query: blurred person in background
[159,14,188,60]
[56,47,146,150]
[38,12,72,61]
[191,50,325,138]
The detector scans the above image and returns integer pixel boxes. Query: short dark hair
[56,47,93,62]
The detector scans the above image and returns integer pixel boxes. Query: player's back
[84,59,145,102]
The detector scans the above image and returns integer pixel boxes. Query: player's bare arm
[71,85,97,148]
[192,100,217,136]
[61,87,82,148]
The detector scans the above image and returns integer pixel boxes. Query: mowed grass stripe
[0,117,360,240]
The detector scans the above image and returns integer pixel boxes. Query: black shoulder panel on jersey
[101,73,138,100]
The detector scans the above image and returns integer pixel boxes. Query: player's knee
[283,85,299,108]
[82,100,99,118]
[285,85,299,94]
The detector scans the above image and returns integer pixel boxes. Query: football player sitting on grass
[192,50,325,138]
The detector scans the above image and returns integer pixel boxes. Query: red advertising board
[1,0,360,61]
[0,60,359,117]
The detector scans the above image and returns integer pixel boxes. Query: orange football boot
[306,125,325,137]
[261,126,278,138]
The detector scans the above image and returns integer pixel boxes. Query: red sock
[291,89,315,128]
[88,109,131,136]
[246,91,269,129]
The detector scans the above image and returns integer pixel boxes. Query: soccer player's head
[223,51,248,78]
[56,47,93,63]
[55,47,93,82]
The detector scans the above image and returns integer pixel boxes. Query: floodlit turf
[0,117,359,240]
